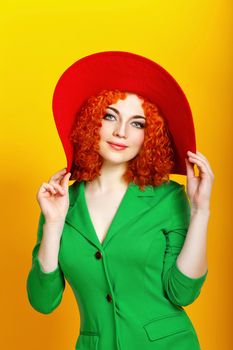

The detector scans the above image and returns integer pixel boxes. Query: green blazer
[26,179,208,350]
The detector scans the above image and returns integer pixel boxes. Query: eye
[103,113,116,120]
[132,121,145,129]
[103,114,145,129]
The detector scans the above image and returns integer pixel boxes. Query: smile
[107,142,128,151]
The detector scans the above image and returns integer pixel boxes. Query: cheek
[99,122,110,139]
[131,132,145,148]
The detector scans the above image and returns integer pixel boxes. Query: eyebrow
[106,106,146,120]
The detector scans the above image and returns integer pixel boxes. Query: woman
[26,52,214,350]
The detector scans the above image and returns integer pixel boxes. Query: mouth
[107,141,128,150]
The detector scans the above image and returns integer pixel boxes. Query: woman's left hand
[185,150,215,211]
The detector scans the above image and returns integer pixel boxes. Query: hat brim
[52,51,196,176]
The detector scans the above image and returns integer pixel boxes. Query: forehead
[108,93,144,108]
[107,93,146,119]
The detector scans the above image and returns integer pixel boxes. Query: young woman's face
[98,93,146,165]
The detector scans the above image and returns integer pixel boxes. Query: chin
[101,155,128,164]
[101,153,138,165]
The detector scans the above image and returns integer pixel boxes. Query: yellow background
[1,1,231,349]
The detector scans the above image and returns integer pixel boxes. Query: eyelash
[103,114,145,129]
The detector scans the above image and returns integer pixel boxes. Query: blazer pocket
[75,331,99,350]
[143,312,192,341]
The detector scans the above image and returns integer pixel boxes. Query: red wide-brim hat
[52,51,196,176]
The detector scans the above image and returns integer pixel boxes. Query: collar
[65,179,171,249]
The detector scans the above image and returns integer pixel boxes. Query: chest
[84,188,127,245]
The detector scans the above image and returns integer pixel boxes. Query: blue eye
[103,114,145,129]
[132,121,145,129]
[104,114,115,120]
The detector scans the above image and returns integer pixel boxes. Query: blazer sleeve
[26,211,66,314]
[162,183,208,307]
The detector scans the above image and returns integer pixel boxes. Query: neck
[86,162,128,193]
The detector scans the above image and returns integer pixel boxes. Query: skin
[176,151,214,277]
[86,92,146,194]
[38,95,215,278]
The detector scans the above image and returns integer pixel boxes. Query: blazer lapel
[65,180,159,250]
[65,181,98,246]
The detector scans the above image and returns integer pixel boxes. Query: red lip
[107,141,128,147]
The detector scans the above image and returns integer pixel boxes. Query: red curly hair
[69,89,175,191]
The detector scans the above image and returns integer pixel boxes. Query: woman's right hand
[36,168,72,224]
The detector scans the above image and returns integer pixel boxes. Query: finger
[60,172,71,189]
[196,151,214,178]
[195,150,207,160]
[49,168,67,182]
[50,182,66,195]
[189,151,210,166]
[188,150,206,160]
[41,183,57,195]
[187,156,211,176]
[185,158,195,178]
[187,151,214,178]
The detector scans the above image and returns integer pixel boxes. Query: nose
[113,123,127,138]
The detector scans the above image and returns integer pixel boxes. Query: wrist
[44,219,65,226]
[191,206,210,216]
